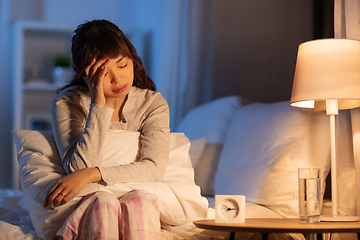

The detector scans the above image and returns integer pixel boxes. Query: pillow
[214,101,331,218]
[176,96,242,196]
[13,130,208,239]
[194,143,223,196]
[13,130,74,239]
[176,95,242,144]
[188,137,207,167]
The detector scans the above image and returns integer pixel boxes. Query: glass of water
[298,168,321,223]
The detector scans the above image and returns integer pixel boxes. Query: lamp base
[320,215,360,222]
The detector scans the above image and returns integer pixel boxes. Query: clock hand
[222,204,236,211]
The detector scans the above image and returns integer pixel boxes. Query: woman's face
[102,55,134,99]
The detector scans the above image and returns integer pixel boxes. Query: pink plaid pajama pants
[56,189,161,240]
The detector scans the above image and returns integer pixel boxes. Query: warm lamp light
[291,39,360,222]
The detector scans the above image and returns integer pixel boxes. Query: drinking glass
[298,168,321,223]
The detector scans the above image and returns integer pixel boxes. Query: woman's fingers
[85,59,109,82]
[52,191,68,208]
[84,59,96,79]
[43,181,69,209]
[84,59,110,106]
[84,59,100,87]
[95,66,107,87]
[44,168,98,210]
[43,182,59,207]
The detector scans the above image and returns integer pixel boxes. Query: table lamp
[290,39,360,221]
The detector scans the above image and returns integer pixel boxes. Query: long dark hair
[58,19,155,93]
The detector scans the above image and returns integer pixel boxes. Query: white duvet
[13,130,209,239]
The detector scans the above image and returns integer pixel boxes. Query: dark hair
[58,19,155,93]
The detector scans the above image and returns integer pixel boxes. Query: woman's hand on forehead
[85,58,110,78]
[83,58,110,106]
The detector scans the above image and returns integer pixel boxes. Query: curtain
[0,0,15,188]
[324,3,360,240]
[156,0,188,130]
[334,0,360,39]
[334,0,360,223]
[157,0,213,130]
[181,1,213,120]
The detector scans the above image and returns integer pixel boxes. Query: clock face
[218,198,240,220]
[215,195,245,224]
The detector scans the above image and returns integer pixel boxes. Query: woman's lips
[113,84,127,93]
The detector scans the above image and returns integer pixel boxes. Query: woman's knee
[90,191,119,205]
[120,189,158,204]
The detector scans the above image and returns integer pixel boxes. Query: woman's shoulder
[127,87,169,126]
[52,85,90,107]
[130,86,168,106]
[55,85,89,98]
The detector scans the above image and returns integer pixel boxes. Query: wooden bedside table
[194,218,360,240]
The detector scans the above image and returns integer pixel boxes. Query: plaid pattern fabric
[56,190,160,240]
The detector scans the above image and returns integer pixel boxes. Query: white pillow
[176,96,242,196]
[13,130,208,239]
[194,143,223,197]
[176,95,242,144]
[214,101,331,218]
[188,137,207,167]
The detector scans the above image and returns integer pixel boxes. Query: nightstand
[194,218,360,240]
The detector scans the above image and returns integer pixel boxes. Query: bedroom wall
[211,0,316,103]
[0,0,329,188]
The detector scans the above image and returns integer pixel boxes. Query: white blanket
[13,130,208,239]
[0,189,38,239]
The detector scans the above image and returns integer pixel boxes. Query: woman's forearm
[52,97,114,174]
[44,167,102,209]
[86,167,103,183]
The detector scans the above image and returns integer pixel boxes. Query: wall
[0,0,322,188]
[211,0,315,103]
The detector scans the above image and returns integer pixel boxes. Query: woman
[44,19,170,239]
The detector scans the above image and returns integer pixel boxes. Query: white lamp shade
[290,39,360,111]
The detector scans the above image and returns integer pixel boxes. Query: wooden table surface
[193,218,360,234]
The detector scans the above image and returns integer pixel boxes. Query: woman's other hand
[84,59,110,106]
[44,167,102,209]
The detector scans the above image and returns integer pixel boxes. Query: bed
[0,189,288,240]
[0,95,342,240]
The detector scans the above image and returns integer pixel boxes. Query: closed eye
[116,56,127,69]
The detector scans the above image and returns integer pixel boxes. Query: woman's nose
[110,77,119,84]
[109,72,120,84]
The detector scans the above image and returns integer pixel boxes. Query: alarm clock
[215,195,245,224]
